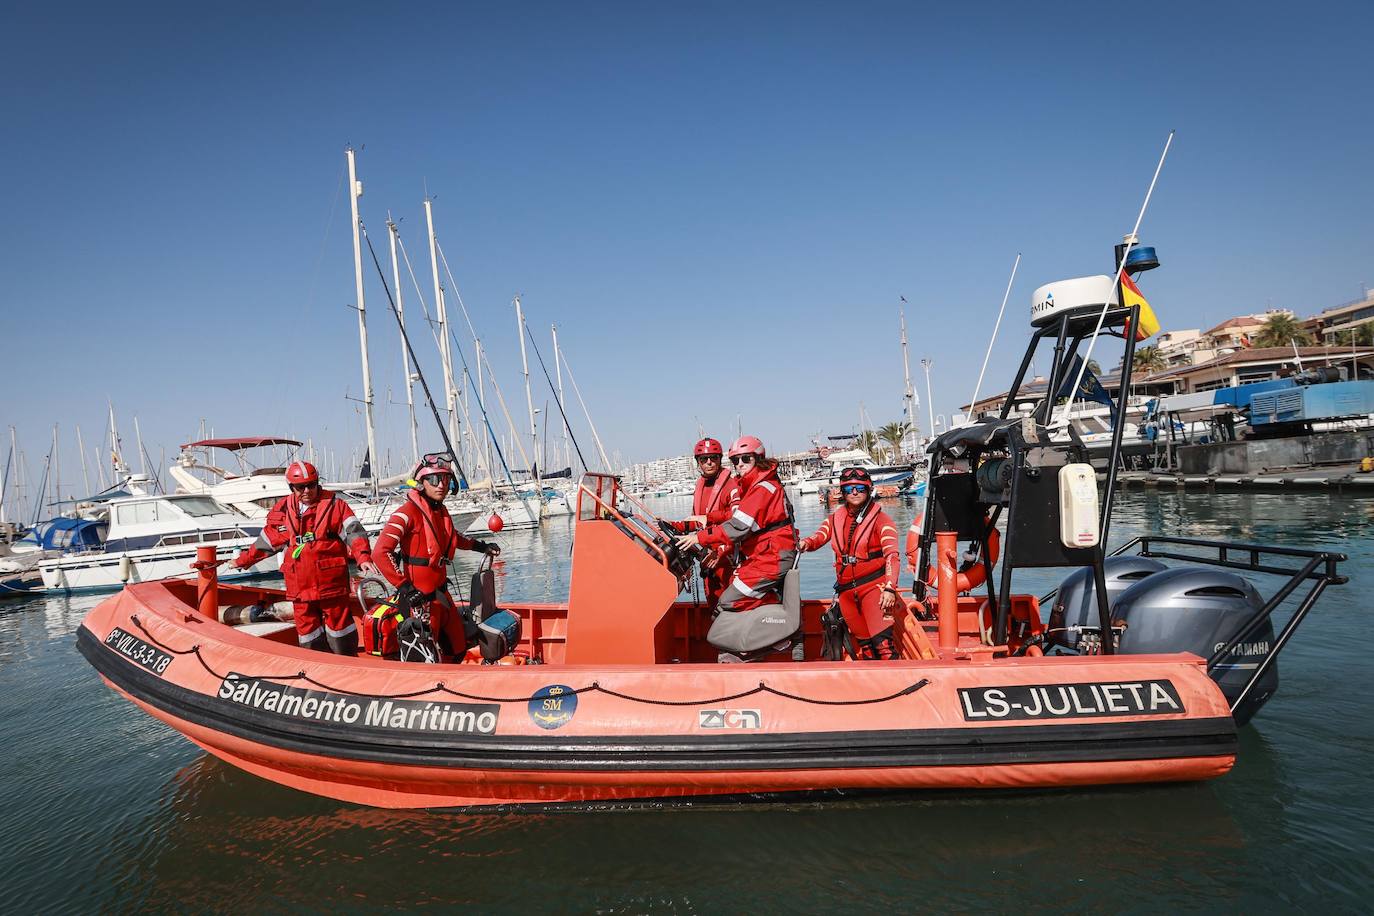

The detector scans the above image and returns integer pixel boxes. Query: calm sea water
[2,490,1371,913]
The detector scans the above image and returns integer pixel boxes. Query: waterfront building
[1312,291,1374,343]
[1137,346,1374,394]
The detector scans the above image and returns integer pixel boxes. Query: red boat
[77,241,1346,809]
[77,464,1341,809]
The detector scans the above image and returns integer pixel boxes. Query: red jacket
[374,490,480,595]
[236,489,371,601]
[665,471,741,533]
[695,471,741,524]
[698,465,796,563]
[800,501,900,591]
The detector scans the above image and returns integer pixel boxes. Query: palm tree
[1133,346,1166,375]
[1349,322,1374,347]
[857,429,881,459]
[878,421,909,461]
[1254,313,1311,348]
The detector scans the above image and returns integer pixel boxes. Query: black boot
[301,632,330,653]
[866,627,897,661]
[327,630,359,657]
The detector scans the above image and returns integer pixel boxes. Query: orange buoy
[487,513,504,532]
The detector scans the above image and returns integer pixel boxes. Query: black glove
[396,582,422,609]
[470,540,501,557]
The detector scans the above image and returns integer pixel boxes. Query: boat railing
[576,476,669,567]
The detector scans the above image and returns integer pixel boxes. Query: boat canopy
[19,517,106,551]
[181,437,303,451]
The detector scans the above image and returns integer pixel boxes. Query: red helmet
[727,435,765,459]
[285,461,319,485]
[693,437,723,458]
[839,467,873,488]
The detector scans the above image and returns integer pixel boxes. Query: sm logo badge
[698,709,762,729]
[528,684,578,730]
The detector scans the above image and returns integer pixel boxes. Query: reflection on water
[117,752,1260,913]
[2,490,1373,910]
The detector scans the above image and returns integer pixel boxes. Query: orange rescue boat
[76,471,1338,810]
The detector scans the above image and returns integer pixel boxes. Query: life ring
[907,512,1000,593]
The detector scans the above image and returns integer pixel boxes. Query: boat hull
[41,540,278,594]
[78,581,1238,809]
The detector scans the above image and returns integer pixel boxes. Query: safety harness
[283,495,342,560]
[395,493,455,596]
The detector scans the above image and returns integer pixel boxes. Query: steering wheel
[654,518,709,579]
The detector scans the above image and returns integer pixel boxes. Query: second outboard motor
[1112,568,1278,725]
[1049,557,1168,649]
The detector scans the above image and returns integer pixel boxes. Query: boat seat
[707,568,802,657]
[469,567,499,621]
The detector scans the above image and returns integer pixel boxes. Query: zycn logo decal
[698,709,762,729]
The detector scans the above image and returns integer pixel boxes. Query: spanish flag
[1119,271,1160,341]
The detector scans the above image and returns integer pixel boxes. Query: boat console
[911,237,1348,723]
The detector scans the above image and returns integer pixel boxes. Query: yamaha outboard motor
[1112,567,1278,725]
[1049,557,1168,649]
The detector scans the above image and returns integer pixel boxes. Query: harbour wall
[1175,430,1374,475]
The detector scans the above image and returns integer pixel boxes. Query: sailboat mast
[556,339,613,471]
[345,147,379,489]
[0,428,12,526]
[552,324,573,474]
[133,416,147,477]
[476,340,491,484]
[515,296,539,480]
[75,424,91,498]
[52,424,61,511]
[109,401,129,480]
[921,358,936,438]
[899,308,919,455]
[387,217,420,467]
[424,198,461,458]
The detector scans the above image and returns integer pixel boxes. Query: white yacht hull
[39,539,279,594]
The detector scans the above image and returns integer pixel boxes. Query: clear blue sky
[3,2,1371,498]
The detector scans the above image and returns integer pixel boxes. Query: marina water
[2,490,1370,911]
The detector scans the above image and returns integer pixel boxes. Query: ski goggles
[418,453,454,472]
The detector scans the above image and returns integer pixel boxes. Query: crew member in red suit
[797,467,901,659]
[373,456,500,660]
[663,437,741,608]
[675,435,797,614]
[233,460,377,655]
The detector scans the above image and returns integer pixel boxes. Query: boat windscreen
[166,496,231,517]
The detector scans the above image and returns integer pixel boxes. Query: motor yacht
[795,448,915,494]
[38,492,276,594]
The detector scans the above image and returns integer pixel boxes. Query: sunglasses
[695,455,721,464]
[420,474,448,486]
[289,482,318,492]
[729,455,757,466]
[840,484,870,495]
